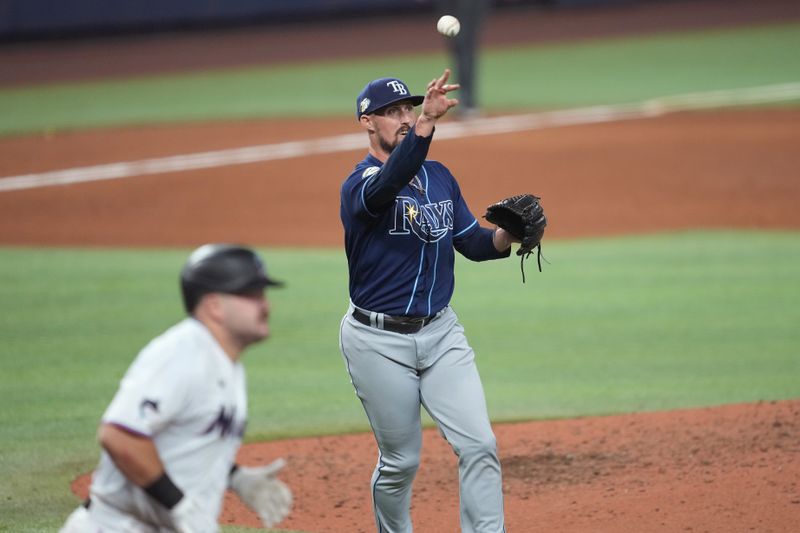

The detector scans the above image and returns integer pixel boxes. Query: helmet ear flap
[181,280,207,314]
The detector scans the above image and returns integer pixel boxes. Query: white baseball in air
[437,15,460,38]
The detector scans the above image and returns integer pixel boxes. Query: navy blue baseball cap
[356,77,424,119]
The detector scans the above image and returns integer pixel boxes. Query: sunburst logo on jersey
[390,196,454,243]
[406,204,419,222]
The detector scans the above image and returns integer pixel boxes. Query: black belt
[351,308,438,334]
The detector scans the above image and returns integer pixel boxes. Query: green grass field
[1,19,799,532]
[2,233,799,530]
[0,22,798,135]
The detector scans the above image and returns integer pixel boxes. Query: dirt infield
[218,400,800,532]
[70,400,800,532]
[4,1,800,531]
[1,108,799,247]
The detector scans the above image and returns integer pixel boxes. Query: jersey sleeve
[362,127,433,213]
[101,339,193,437]
[449,173,511,261]
[341,164,383,220]
[341,127,434,219]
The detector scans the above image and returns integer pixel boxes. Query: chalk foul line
[1,82,798,192]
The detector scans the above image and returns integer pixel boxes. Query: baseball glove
[484,193,547,282]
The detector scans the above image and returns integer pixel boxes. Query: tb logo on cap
[386,80,408,96]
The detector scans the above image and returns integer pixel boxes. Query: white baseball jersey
[88,317,247,531]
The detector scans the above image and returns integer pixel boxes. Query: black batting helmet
[180,244,283,313]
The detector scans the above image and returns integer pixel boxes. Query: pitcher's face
[367,100,417,154]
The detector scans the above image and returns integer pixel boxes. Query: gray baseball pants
[339,304,505,532]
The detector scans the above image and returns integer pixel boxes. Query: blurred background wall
[0,0,641,40]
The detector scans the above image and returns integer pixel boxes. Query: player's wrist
[144,472,184,509]
[415,115,437,137]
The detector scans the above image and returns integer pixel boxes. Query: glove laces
[519,243,546,283]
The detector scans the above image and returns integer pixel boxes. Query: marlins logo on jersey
[203,405,246,438]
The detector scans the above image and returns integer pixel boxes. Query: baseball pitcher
[338,69,532,532]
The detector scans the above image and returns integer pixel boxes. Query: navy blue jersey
[340,127,509,317]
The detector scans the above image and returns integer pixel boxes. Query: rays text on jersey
[390,197,454,243]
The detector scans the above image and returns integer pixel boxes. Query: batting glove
[171,493,215,533]
[229,458,293,527]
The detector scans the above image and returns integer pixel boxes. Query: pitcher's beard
[378,135,397,155]
[378,129,408,155]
